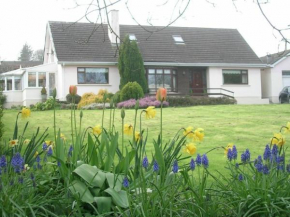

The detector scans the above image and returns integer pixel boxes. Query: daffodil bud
[121,107,125,119]
[135,100,139,110]
[52,88,57,99]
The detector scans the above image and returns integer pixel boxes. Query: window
[38,72,46,87]
[223,70,248,84]
[28,72,36,87]
[7,77,12,91]
[0,78,5,91]
[14,77,22,90]
[129,34,137,41]
[147,68,177,92]
[172,35,184,44]
[282,71,290,76]
[77,68,109,84]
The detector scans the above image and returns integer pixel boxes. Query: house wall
[207,67,269,104]
[58,65,120,101]
[23,88,42,107]
[261,68,272,100]
[44,25,57,64]
[270,56,290,103]
[2,91,23,108]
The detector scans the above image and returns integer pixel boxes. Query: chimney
[108,10,120,44]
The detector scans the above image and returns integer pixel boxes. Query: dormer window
[129,34,137,41]
[173,35,184,44]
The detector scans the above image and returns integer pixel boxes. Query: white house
[260,50,290,103]
[0,10,269,108]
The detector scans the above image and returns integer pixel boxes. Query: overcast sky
[0,0,289,61]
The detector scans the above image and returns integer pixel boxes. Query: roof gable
[49,21,262,65]
[260,49,290,65]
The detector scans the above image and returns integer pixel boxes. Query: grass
[2,104,290,174]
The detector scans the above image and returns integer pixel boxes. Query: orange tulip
[69,85,77,96]
[156,88,167,102]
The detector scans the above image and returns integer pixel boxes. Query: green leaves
[104,188,129,208]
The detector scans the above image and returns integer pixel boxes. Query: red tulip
[156,88,167,102]
[69,85,77,96]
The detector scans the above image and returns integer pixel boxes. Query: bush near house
[167,96,237,107]
[120,81,144,101]
[33,98,55,111]
[77,89,113,109]
[66,93,82,104]
[117,96,169,109]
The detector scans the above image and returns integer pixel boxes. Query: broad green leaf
[73,164,106,188]
[115,150,136,174]
[106,173,124,191]
[90,188,101,197]
[69,180,94,204]
[104,188,129,208]
[87,133,98,166]
[104,133,119,171]
[94,197,112,214]
[153,140,165,172]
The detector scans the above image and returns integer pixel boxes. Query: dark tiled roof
[0,61,42,73]
[49,21,262,64]
[260,49,290,65]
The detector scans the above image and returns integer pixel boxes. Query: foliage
[18,43,33,61]
[77,90,113,109]
[41,86,47,95]
[120,82,144,102]
[0,105,3,141]
[66,93,82,104]
[32,49,44,61]
[34,98,55,111]
[114,91,121,103]
[118,35,148,93]
[167,96,236,107]
[117,96,169,109]
[0,90,7,105]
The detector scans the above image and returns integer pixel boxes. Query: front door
[191,70,204,93]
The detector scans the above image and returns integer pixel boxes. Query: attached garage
[282,71,290,87]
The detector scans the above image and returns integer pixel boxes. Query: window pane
[28,72,36,87]
[164,75,171,90]
[38,72,46,87]
[223,70,248,84]
[85,68,108,84]
[148,69,155,74]
[148,74,155,89]
[78,68,85,72]
[156,74,163,88]
[223,73,241,84]
[173,75,176,91]
[78,73,85,84]
[242,74,248,84]
[0,78,5,91]
[156,69,163,74]
[7,78,12,91]
[15,77,22,90]
[164,69,170,74]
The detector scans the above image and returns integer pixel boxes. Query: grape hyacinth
[123,176,129,188]
[172,160,179,173]
[262,165,269,175]
[68,145,73,157]
[232,145,237,160]
[153,160,159,172]
[196,154,202,166]
[47,147,53,156]
[272,145,278,156]
[36,155,42,170]
[238,174,243,181]
[202,154,209,168]
[241,149,251,163]
[0,155,7,168]
[142,156,149,169]
[263,145,271,160]
[254,156,263,173]
[42,143,48,151]
[11,153,24,173]
[235,163,239,169]
[190,158,195,171]
[227,149,233,161]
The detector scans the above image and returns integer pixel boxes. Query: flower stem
[139,110,144,133]
[133,109,138,147]
[102,101,105,129]
[122,118,124,156]
[70,100,74,145]
[160,102,163,147]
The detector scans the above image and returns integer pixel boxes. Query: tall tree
[118,35,148,93]
[32,49,44,61]
[18,43,33,61]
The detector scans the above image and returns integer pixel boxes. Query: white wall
[270,56,290,103]
[60,65,120,100]
[208,67,269,104]
[43,25,57,64]
[3,91,23,108]
[23,88,42,107]
[261,68,271,99]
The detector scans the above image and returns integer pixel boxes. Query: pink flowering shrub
[117,96,169,109]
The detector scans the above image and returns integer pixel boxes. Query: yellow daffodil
[194,128,204,142]
[284,122,290,133]
[183,126,195,138]
[185,143,197,155]
[23,139,30,145]
[135,131,141,142]
[271,133,285,148]
[93,125,102,135]
[21,107,31,119]
[34,151,39,158]
[145,106,156,119]
[224,143,234,156]
[124,124,133,135]
[9,139,19,147]
[60,133,66,141]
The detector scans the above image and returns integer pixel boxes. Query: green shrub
[34,98,56,111]
[0,105,3,141]
[0,92,6,105]
[66,93,82,104]
[167,96,236,107]
[120,82,144,101]
[113,91,121,103]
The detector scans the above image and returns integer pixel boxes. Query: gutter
[58,61,118,66]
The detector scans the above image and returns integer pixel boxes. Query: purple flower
[142,156,149,169]
[190,158,195,171]
[123,176,129,188]
[117,96,169,109]
[0,155,7,168]
[272,145,278,156]
[254,156,263,173]
[47,147,53,156]
[202,154,209,168]
[241,149,250,163]
[36,155,41,163]
[235,163,239,169]
[68,145,73,157]
[172,160,179,173]
[227,149,233,161]
[153,160,159,172]
[11,153,24,173]
[232,145,237,160]
[196,154,202,166]
[263,145,271,160]
[238,174,243,181]
[263,165,269,175]
[42,143,48,151]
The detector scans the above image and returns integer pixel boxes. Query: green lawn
[2,104,290,173]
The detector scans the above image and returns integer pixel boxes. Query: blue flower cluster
[241,149,250,163]
[68,145,73,157]
[11,153,24,173]
[227,145,238,161]
[172,160,179,173]
[142,156,149,169]
[123,176,129,188]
